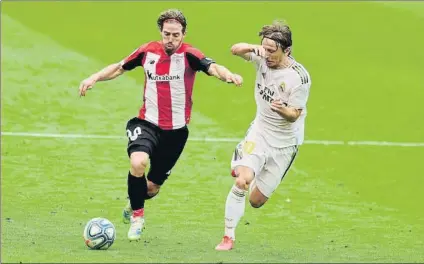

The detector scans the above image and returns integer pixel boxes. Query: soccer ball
[83,217,116,250]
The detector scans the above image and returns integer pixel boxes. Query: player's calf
[145,180,161,200]
[145,167,171,199]
[126,152,150,227]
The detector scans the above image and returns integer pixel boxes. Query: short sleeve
[288,83,310,109]
[185,47,216,75]
[120,44,147,71]
[248,52,262,64]
[246,52,264,71]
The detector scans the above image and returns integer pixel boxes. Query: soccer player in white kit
[215,20,312,251]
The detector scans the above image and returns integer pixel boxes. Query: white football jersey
[247,52,312,148]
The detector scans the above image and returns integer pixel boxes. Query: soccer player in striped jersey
[215,20,312,251]
[78,9,243,241]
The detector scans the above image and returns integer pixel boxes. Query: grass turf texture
[2,1,424,263]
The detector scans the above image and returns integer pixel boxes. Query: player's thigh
[278,145,298,181]
[231,136,266,181]
[255,145,298,198]
[147,126,189,185]
[126,117,160,157]
[126,117,161,172]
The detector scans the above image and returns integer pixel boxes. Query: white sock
[224,185,246,240]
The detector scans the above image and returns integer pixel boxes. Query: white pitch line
[347,141,424,147]
[1,131,424,147]
[1,132,122,139]
[303,140,344,145]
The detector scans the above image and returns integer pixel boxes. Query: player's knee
[249,197,266,208]
[130,159,148,176]
[146,180,161,198]
[249,187,268,208]
[130,152,149,177]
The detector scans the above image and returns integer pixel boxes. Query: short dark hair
[259,20,292,51]
[157,9,187,33]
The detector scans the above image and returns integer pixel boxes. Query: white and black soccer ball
[83,217,116,250]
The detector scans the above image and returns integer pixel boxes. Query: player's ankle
[133,208,144,217]
[225,227,235,240]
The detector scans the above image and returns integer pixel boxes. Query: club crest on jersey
[279,82,286,92]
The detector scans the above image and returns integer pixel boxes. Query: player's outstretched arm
[185,47,242,86]
[79,62,126,97]
[207,63,243,86]
[231,43,266,61]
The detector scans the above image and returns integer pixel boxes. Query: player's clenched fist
[79,77,97,97]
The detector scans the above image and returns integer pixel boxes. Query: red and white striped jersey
[121,41,214,130]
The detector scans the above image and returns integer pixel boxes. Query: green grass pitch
[1,1,424,263]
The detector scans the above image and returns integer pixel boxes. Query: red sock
[133,208,144,217]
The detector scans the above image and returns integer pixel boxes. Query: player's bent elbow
[117,65,126,74]
[115,64,126,76]
[282,114,298,123]
[287,109,302,123]
[230,43,247,55]
[230,45,238,55]
[287,116,298,123]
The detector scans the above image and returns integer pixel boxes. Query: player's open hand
[252,45,266,58]
[78,77,97,97]
[226,74,243,87]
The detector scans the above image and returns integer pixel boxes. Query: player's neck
[276,56,294,69]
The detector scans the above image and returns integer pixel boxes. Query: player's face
[161,21,185,55]
[261,38,284,68]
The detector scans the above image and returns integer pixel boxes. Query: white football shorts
[230,124,298,198]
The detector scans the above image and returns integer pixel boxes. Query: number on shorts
[126,127,142,141]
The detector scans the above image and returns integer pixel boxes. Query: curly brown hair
[259,20,292,51]
[157,9,187,33]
